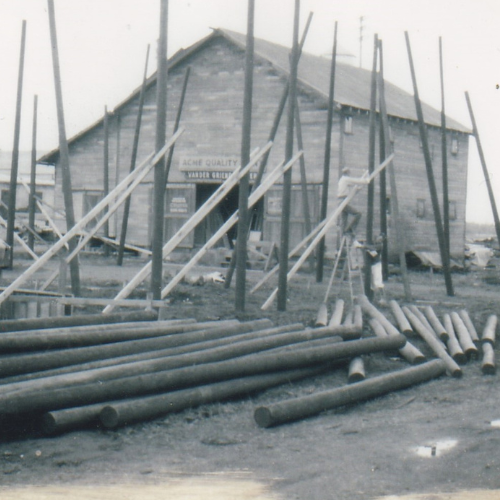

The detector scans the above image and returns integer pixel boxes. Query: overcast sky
[0,0,498,224]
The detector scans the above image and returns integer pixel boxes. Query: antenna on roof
[359,16,364,68]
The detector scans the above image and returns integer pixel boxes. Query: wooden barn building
[39,28,470,262]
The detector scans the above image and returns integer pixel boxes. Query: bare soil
[0,251,499,500]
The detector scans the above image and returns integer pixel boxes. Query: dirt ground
[0,249,499,500]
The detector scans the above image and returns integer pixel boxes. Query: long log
[403,306,461,377]
[329,299,345,327]
[458,309,479,343]
[368,318,425,365]
[423,306,449,342]
[0,320,266,378]
[481,315,497,345]
[442,313,466,365]
[100,365,332,430]
[0,335,406,416]
[1,324,337,398]
[254,359,446,428]
[450,312,478,358]
[41,403,105,435]
[389,300,412,335]
[0,309,158,334]
[0,322,296,387]
[481,342,495,375]
[408,305,435,337]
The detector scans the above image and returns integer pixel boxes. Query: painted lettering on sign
[183,171,258,181]
[169,196,188,214]
[180,157,241,171]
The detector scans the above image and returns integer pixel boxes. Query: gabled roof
[39,27,469,164]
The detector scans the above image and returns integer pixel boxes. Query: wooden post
[235,0,255,312]
[378,52,388,280]
[316,21,338,283]
[277,0,300,311]
[103,106,110,257]
[47,0,81,296]
[378,40,412,301]
[151,0,168,300]
[6,20,27,268]
[28,94,38,251]
[117,45,150,266]
[363,34,378,300]
[465,91,500,249]
[405,32,453,296]
[439,37,450,259]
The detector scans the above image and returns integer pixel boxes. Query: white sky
[0,0,498,224]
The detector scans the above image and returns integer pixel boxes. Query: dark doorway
[194,183,263,247]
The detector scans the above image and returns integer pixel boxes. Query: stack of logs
[0,296,495,434]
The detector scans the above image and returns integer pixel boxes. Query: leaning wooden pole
[316,21,338,282]
[439,37,450,259]
[235,0,255,312]
[151,0,169,300]
[364,34,378,300]
[405,32,453,296]
[28,94,38,251]
[277,0,300,311]
[378,40,412,301]
[103,106,110,257]
[47,0,80,296]
[465,91,500,249]
[117,45,151,266]
[6,20,26,268]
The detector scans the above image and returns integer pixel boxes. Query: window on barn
[385,196,391,215]
[448,200,457,220]
[0,190,8,219]
[416,199,426,218]
[83,191,103,230]
[451,137,459,155]
[344,115,353,135]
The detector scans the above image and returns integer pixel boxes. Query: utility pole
[28,95,38,251]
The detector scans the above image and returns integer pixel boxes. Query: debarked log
[0,335,406,416]
[450,312,478,358]
[458,309,479,343]
[423,306,449,342]
[442,313,466,365]
[254,359,447,428]
[389,300,413,335]
[482,315,497,346]
[0,309,158,333]
[481,342,495,375]
[347,357,365,383]
[99,365,338,429]
[403,307,462,377]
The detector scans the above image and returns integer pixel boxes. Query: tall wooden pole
[378,40,412,301]
[6,20,26,268]
[405,32,453,296]
[316,21,338,282]
[151,0,169,300]
[103,106,110,257]
[363,34,378,301]
[47,0,80,296]
[235,0,255,312]
[117,45,150,266]
[28,95,38,251]
[465,91,500,248]
[277,0,300,311]
[439,37,450,259]
[378,49,388,280]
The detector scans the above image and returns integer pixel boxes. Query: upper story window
[451,137,459,155]
[416,199,426,219]
[344,115,353,135]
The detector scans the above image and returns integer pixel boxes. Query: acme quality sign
[179,156,259,181]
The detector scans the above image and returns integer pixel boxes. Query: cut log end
[40,413,57,435]
[482,363,496,375]
[100,406,119,429]
[254,407,273,428]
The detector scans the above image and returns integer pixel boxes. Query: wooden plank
[58,297,166,308]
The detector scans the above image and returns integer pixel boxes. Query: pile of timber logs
[254,295,497,428]
[0,297,495,434]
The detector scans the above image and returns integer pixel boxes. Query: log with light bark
[254,359,446,428]
[403,306,461,377]
[408,305,435,337]
[389,300,412,335]
[481,315,497,346]
[423,306,449,342]
[481,342,495,375]
[442,313,466,365]
[458,309,479,343]
[347,357,365,383]
[0,309,158,333]
[329,299,345,327]
[450,311,478,358]
[0,335,406,417]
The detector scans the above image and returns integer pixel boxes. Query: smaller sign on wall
[169,196,188,214]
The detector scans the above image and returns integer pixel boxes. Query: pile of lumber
[0,306,407,435]
[254,295,497,428]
